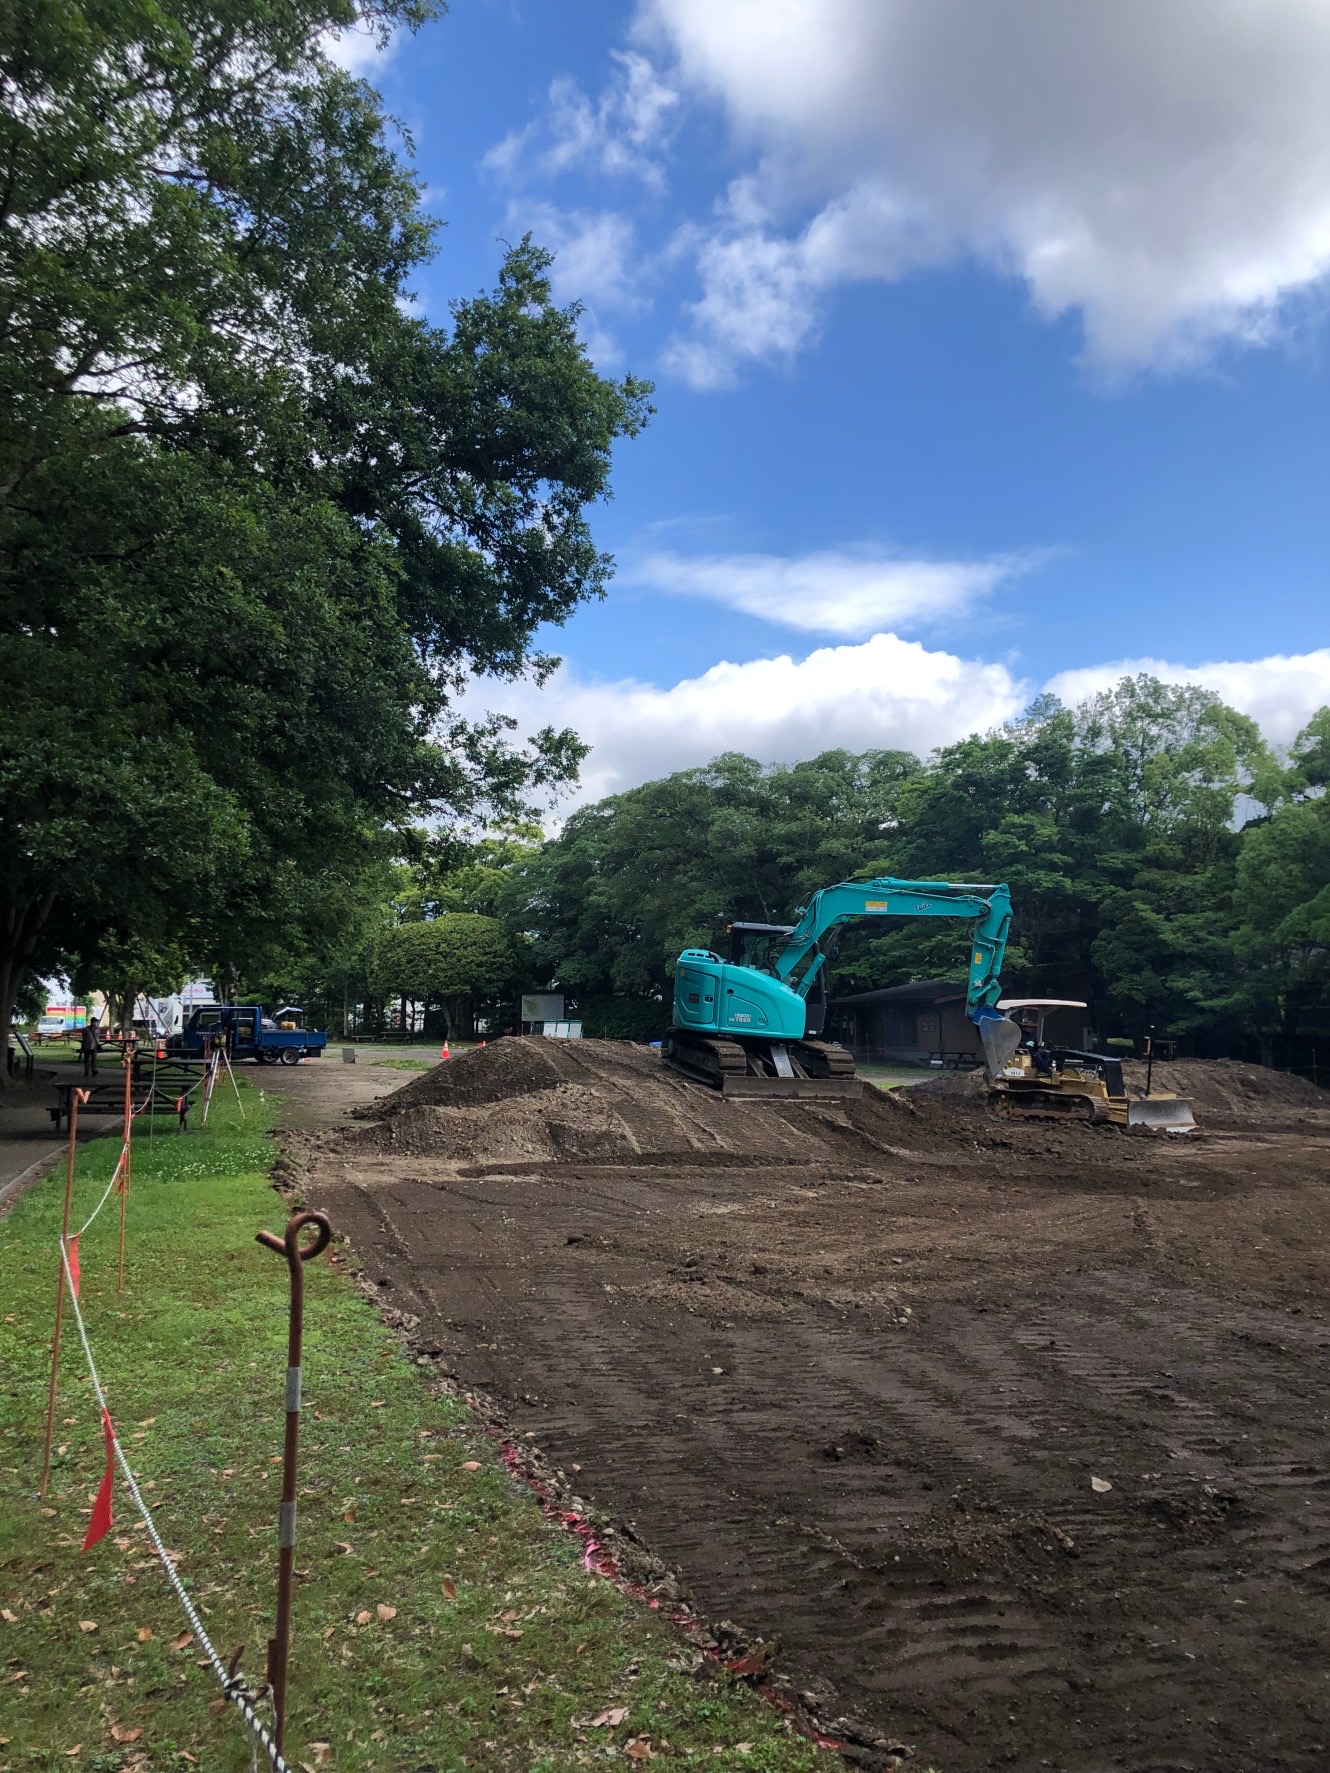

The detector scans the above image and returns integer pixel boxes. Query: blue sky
[334,0,1330,805]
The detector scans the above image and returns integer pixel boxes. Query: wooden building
[829,980,1091,1068]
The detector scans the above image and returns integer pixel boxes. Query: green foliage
[504,749,921,1001]
[367,913,525,1036]
[512,679,1328,1060]
[0,0,650,1059]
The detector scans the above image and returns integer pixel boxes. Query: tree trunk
[0,890,56,1090]
[0,955,18,1090]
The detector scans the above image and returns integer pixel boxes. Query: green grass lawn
[0,1088,834,1771]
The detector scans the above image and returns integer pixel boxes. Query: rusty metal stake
[255,1209,332,1756]
[41,1088,88,1499]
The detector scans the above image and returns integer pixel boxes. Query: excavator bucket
[1128,1095,1197,1133]
[976,1010,1022,1073]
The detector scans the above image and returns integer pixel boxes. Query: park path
[0,1058,117,1214]
[0,1046,408,1213]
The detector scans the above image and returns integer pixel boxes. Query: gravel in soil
[297,1038,1330,1772]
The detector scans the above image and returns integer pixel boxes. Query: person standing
[79,1018,103,1078]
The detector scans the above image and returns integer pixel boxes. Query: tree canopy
[499,678,1328,1064]
[0,0,650,1051]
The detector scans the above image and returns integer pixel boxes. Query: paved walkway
[0,1058,118,1214]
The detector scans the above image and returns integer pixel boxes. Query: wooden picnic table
[49,1072,202,1135]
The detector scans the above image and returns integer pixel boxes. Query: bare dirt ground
[293,1039,1330,1773]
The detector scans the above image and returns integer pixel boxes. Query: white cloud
[321,18,395,76]
[470,637,1330,815]
[467,633,1027,808]
[641,0,1330,382]
[484,50,680,191]
[1045,649,1330,746]
[510,203,644,315]
[629,546,1043,636]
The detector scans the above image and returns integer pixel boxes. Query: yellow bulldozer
[989,1000,1195,1131]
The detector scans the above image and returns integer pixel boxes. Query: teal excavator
[665,877,1021,1097]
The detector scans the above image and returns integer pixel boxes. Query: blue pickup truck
[171,1004,328,1065]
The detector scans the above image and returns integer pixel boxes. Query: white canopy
[997,998,1088,1011]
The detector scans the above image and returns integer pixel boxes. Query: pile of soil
[355,1035,565,1115]
[1122,1056,1327,1121]
[343,1034,971,1170]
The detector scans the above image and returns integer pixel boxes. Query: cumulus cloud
[1045,649,1330,746]
[321,18,396,75]
[466,633,1027,808]
[502,202,647,364]
[641,0,1330,382]
[510,202,644,311]
[630,545,1044,636]
[469,638,1330,815]
[484,50,680,190]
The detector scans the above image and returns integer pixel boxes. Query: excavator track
[792,1038,857,1079]
[663,1030,749,1090]
[664,1029,861,1099]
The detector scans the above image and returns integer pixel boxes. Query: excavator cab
[726,922,829,1035]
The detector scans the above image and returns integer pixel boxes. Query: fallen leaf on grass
[0,1608,17,1624]
[354,1611,372,1625]
[591,1708,628,1728]
[460,1461,481,1472]
[376,1603,396,1622]
[441,1577,456,1599]
[209,1698,227,1716]
[309,1742,332,1765]
[78,1620,98,1633]
[625,1742,654,1761]
[65,1747,81,1757]
[135,1627,153,1642]
[369,1400,384,1409]
[109,1724,143,1744]
[1090,1476,1113,1494]
[342,1511,355,1524]
[333,1541,353,1556]
[170,1631,193,1651]
[735,1744,753,1755]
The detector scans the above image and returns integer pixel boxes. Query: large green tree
[0,0,650,1059]
[510,679,1324,1062]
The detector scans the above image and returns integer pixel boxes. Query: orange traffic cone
[440,1041,450,1061]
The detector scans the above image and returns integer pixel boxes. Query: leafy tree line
[484,677,1328,1064]
[0,0,649,1061]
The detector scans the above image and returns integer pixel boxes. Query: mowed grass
[0,1087,833,1772]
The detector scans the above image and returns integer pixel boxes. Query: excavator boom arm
[772,878,1012,1020]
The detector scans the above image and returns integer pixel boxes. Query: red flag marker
[82,1408,115,1551]
[66,1235,80,1299]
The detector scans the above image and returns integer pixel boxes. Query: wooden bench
[50,1076,199,1135]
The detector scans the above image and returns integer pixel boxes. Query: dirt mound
[1123,1057,1327,1121]
[352,1084,644,1165]
[342,1034,954,1169]
[357,1036,563,1116]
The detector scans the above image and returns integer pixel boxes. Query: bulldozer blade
[1128,1096,1197,1133]
[721,1076,863,1100]
[978,1014,1022,1073]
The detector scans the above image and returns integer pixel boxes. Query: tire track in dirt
[298,1040,1330,1772]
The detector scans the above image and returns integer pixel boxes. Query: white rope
[57,1239,290,1773]
[75,1145,127,1238]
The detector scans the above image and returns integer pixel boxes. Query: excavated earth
[297,1039,1330,1773]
